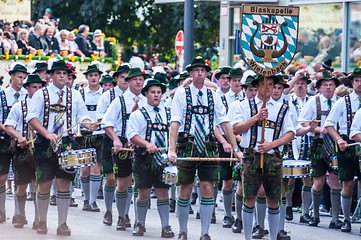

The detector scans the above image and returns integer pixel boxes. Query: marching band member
[168,56,242,240]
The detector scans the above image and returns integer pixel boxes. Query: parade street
[0,188,360,240]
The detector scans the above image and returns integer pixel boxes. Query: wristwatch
[233,147,241,152]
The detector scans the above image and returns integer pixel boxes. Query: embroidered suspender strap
[119,95,129,136]
[102,88,106,94]
[66,88,72,135]
[139,107,171,143]
[182,86,192,137]
[21,99,28,137]
[165,107,171,141]
[80,88,85,101]
[0,90,9,123]
[221,95,228,112]
[273,102,289,141]
[249,98,258,148]
[345,94,352,136]
[140,107,152,142]
[206,89,215,135]
[43,88,50,130]
[110,88,115,103]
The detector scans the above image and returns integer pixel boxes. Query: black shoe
[32,220,39,230]
[299,214,311,223]
[69,198,78,207]
[116,216,127,231]
[286,206,293,221]
[252,225,265,239]
[89,202,100,212]
[82,200,90,211]
[170,199,176,213]
[223,215,234,228]
[189,205,194,214]
[232,218,242,233]
[341,220,351,232]
[49,195,56,206]
[97,188,104,199]
[0,211,5,223]
[161,225,175,238]
[103,211,112,226]
[57,222,71,236]
[178,231,188,240]
[211,212,216,224]
[133,222,146,236]
[13,214,26,228]
[191,192,198,205]
[329,219,342,229]
[277,230,290,240]
[196,211,200,219]
[232,203,235,212]
[200,233,211,240]
[37,221,47,234]
[125,214,131,228]
[309,217,320,226]
[150,189,157,199]
[26,192,36,201]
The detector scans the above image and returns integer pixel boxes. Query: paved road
[0,189,360,240]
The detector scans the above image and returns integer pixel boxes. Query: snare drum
[58,148,97,169]
[162,165,178,185]
[330,156,338,170]
[283,160,311,178]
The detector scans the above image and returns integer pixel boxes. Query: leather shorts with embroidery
[176,134,219,158]
[336,135,361,181]
[309,138,337,178]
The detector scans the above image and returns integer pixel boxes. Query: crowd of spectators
[0,8,111,58]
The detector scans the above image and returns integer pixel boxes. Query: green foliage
[31,0,219,63]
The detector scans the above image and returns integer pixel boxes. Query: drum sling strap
[21,99,28,137]
[249,98,258,148]
[110,88,115,103]
[345,94,353,136]
[118,95,129,137]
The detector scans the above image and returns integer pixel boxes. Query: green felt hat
[153,72,170,84]
[274,74,290,89]
[125,68,147,81]
[24,74,46,87]
[83,64,103,75]
[113,65,130,77]
[33,62,49,74]
[349,68,361,81]
[251,75,279,87]
[100,75,116,86]
[186,56,211,72]
[50,60,71,73]
[316,72,340,89]
[9,64,28,76]
[229,68,243,78]
[141,79,166,95]
[299,72,312,84]
[242,75,256,88]
[179,71,190,79]
[215,66,232,79]
[167,77,179,89]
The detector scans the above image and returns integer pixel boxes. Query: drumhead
[283,159,311,168]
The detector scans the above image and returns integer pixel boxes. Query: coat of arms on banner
[240,5,299,76]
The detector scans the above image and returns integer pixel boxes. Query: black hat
[242,75,256,88]
[83,64,103,75]
[167,77,179,89]
[251,75,279,87]
[113,65,130,77]
[349,68,361,81]
[13,20,21,27]
[274,74,290,89]
[153,72,170,84]
[215,66,232,79]
[229,68,243,78]
[9,64,29,76]
[50,60,71,73]
[316,72,340,89]
[24,74,46,87]
[33,62,49,74]
[141,79,166,95]
[100,75,116,86]
[186,56,211,72]
[322,58,333,72]
[179,71,190,79]
[125,68,147,81]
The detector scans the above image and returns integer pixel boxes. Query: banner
[0,0,31,22]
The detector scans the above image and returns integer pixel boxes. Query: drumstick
[296,120,322,123]
[86,122,104,125]
[57,123,78,139]
[347,142,360,147]
[17,139,35,147]
[177,157,239,162]
[112,147,168,152]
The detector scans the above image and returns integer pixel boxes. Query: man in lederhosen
[4,74,45,229]
[127,79,174,237]
[102,68,146,231]
[0,64,28,223]
[27,60,97,236]
[325,68,361,233]
[168,56,242,240]
[232,75,295,240]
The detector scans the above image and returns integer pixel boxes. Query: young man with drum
[0,64,28,223]
[78,64,104,212]
[325,68,361,233]
[4,74,45,229]
[298,73,341,229]
[27,60,97,236]
[127,79,174,237]
[96,64,130,226]
[168,56,242,240]
[232,75,295,240]
[102,68,146,231]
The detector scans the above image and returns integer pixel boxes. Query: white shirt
[102,90,146,136]
[216,87,228,96]
[4,98,29,136]
[0,86,28,123]
[96,86,127,120]
[26,83,90,137]
[171,83,228,136]
[298,94,337,137]
[350,109,361,139]
[224,89,244,103]
[233,95,295,153]
[164,96,173,108]
[127,103,169,145]
[228,97,248,127]
[81,86,104,134]
[289,93,310,116]
[324,91,360,136]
